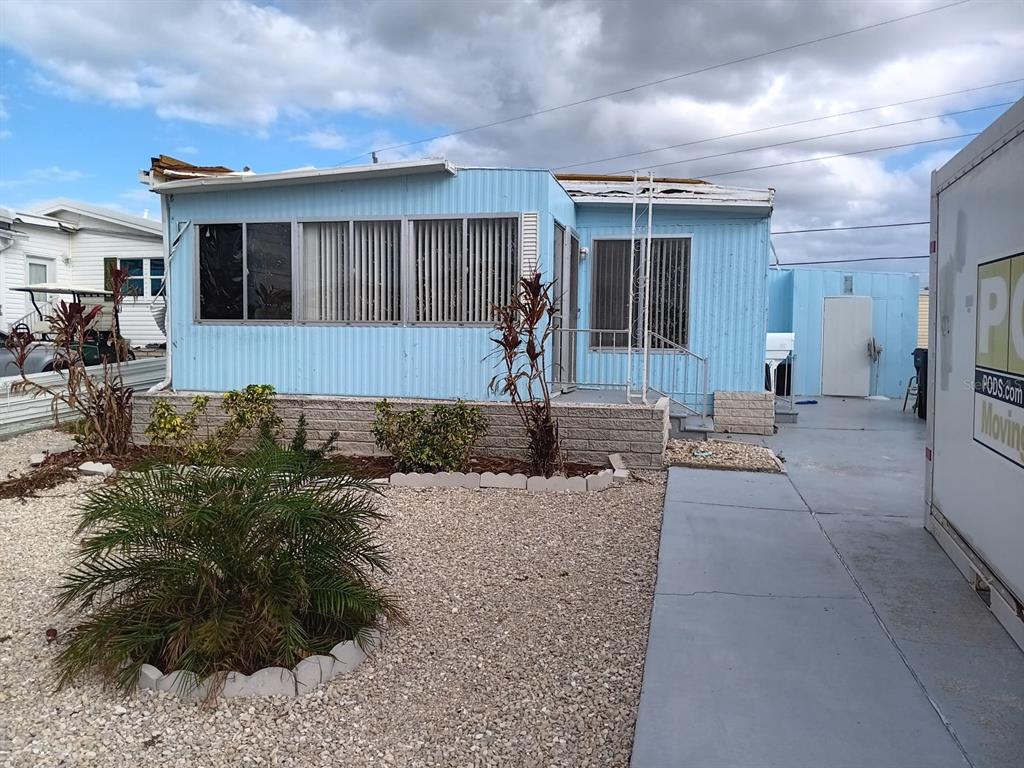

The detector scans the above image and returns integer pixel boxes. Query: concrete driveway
[631,397,1024,768]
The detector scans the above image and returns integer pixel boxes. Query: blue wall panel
[571,205,771,395]
[767,269,793,332]
[784,268,919,398]
[167,168,555,398]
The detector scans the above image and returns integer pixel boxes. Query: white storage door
[821,296,872,397]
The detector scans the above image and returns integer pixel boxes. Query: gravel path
[0,429,76,480]
[0,443,665,768]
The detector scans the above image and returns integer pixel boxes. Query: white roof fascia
[560,180,774,210]
[29,198,162,235]
[149,159,457,193]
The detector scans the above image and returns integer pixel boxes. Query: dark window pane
[199,223,243,320]
[247,223,292,320]
[122,259,144,277]
[591,240,633,349]
[150,259,165,276]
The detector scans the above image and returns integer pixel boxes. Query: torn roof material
[556,174,774,210]
[139,155,772,210]
[142,156,457,193]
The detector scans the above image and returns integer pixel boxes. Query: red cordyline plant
[5,267,135,456]
[489,273,565,477]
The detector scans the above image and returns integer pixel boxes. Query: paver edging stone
[137,635,378,699]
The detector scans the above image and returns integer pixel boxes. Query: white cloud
[0,166,89,189]
[293,128,349,150]
[0,0,1021,273]
[175,145,199,156]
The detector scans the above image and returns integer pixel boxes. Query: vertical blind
[414,216,519,323]
[302,221,401,322]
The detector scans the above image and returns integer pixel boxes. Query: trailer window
[302,220,401,322]
[590,238,690,349]
[198,223,293,321]
[412,216,519,324]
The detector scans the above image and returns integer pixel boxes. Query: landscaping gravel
[0,429,76,480]
[666,437,783,473]
[0,433,665,768]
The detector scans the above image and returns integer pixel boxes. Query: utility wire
[772,221,929,234]
[555,78,1022,172]
[341,0,972,162]
[605,101,1009,176]
[694,132,980,179]
[779,255,929,265]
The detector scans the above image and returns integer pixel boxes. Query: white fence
[0,358,165,437]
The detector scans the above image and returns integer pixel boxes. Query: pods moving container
[927,97,1024,651]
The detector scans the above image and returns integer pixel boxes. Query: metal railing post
[701,358,709,422]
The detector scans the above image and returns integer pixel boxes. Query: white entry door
[821,296,872,397]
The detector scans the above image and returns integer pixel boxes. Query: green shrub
[53,437,400,696]
[144,385,281,465]
[371,399,488,473]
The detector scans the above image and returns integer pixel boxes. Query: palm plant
[54,438,401,695]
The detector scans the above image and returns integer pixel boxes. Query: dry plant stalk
[5,268,135,456]
[490,273,564,477]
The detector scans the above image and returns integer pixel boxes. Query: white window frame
[114,256,165,300]
[194,214,525,327]
[589,234,693,352]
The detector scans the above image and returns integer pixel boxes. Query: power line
[341,0,972,163]
[555,78,1022,172]
[605,101,1009,176]
[772,221,929,235]
[695,131,980,179]
[779,255,929,265]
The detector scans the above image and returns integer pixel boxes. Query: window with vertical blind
[413,216,519,323]
[590,237,690,349]
[194,215,524,325]
[302,220,401,322]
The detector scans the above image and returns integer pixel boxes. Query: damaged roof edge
[144,158,458,193]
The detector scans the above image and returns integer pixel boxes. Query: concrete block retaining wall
[713,391,776,436]
[132,393,670,468]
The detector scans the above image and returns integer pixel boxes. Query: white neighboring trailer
[927,97,1024,652]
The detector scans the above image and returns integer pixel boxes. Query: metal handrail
[547,327,711,423]
[648,332,710,421]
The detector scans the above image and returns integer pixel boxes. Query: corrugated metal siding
[767,269,794,332]
[572,205,770,394]
[0,358,165,436]
[917,291,929,348]
[168,168,554,398]
[788,269,919,398]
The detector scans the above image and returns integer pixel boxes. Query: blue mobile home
[144,158,774,416]
[767,267,920,398]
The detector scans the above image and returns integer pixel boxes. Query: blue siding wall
[572,205,771,395]
[167,168,555,399]
[779,268,919,398]
[767,269,794,332]
[166,169,770,400]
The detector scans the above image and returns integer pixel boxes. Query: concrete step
[670,414,715,441]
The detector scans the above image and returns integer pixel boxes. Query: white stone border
[384,467,615,492]
[137,636,377,699]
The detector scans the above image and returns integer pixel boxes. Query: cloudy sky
[0,0,1021,279]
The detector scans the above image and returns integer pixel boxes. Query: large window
[195,215,521,325]
[303,220,401,323]
[590,237,690,349]
[198,223,292,321]
[414,216,519,323]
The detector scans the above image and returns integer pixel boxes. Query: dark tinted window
[199,224,243,320]
[247,223,292,320]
